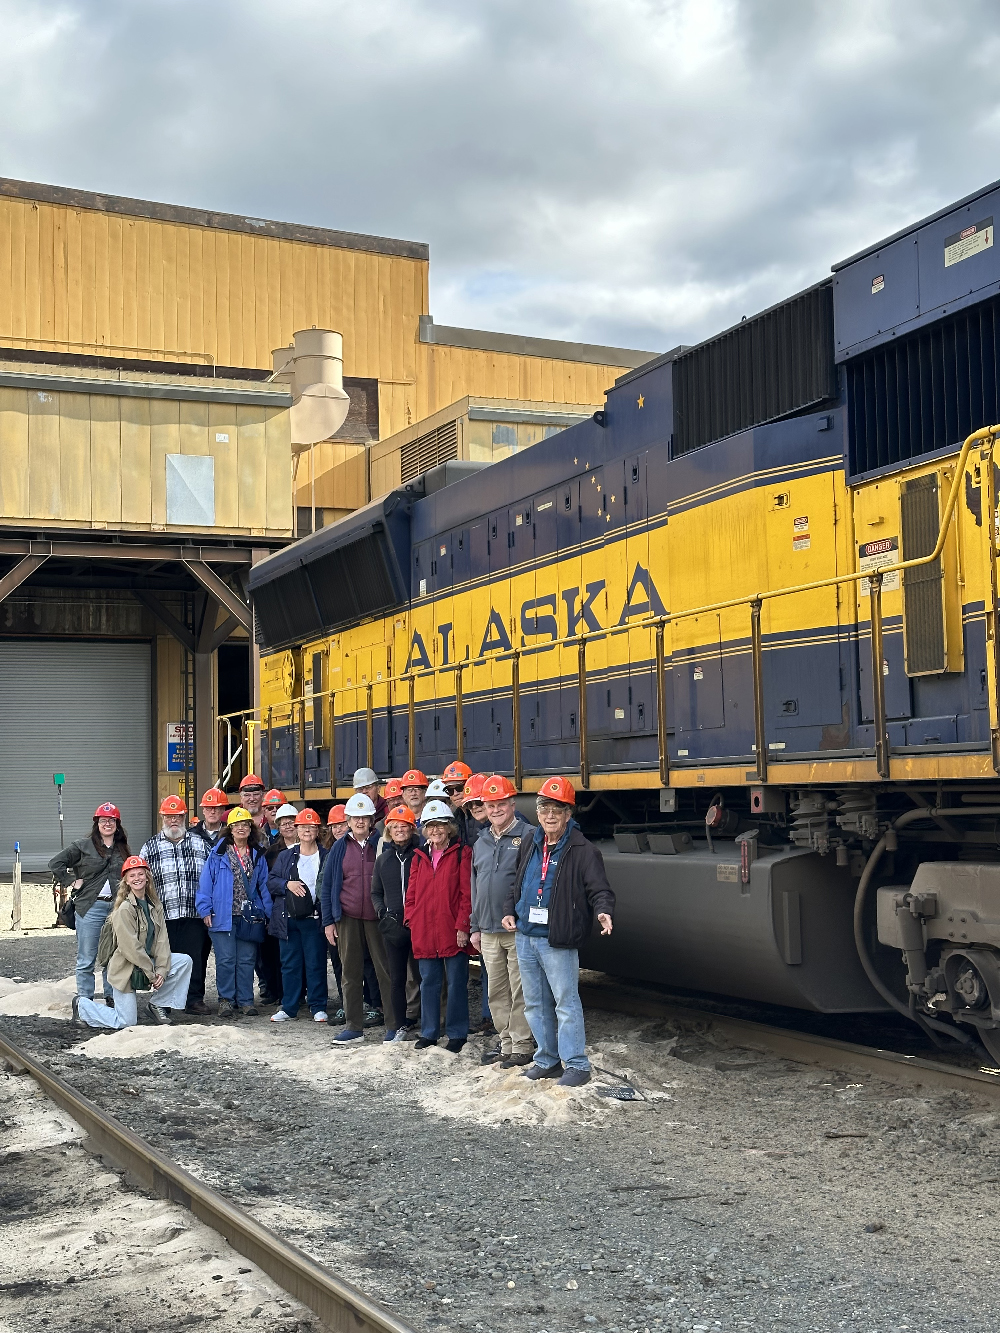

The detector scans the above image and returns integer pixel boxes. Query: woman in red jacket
[404,800,474,1053]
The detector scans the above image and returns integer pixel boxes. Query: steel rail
[577,976,1000,1100]
[0,1030,418,1333]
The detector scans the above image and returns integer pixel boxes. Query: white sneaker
[270,1009,293,1023]
[390,1028,409,1043]
[313,1011,328,1023]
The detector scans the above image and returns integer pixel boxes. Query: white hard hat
[345,793,377,817]
[420,800,455,825]
[425,779,449,798]
[275,804,299,821]
[353,767,378,788]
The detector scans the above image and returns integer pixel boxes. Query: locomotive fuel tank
[584,842,889,1012]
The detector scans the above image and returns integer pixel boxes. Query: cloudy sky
[2,0,999,353]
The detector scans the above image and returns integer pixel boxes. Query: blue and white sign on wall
[167,723,193,773]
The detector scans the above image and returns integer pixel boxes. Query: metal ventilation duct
[271,328,351,448]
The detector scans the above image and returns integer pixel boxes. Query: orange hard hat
[442,760,472,783]
[327,804,348,824]
[481,774,517,800]
[121,855,149,873]
[295,808,322,825]
[400,768,429,788]
[94,802,121,820]
[263,788,285,808]
[463,773,488,801]
[384,804,417,827]
[200,788,229,808]
[159,794,187,816]
[383,778,403,800]
[239,774,265,790]
[537,775,576,806]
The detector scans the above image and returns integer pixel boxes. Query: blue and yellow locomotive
[251,180,1000,1057]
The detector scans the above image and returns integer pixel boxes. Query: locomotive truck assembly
[248,178,1000,1060]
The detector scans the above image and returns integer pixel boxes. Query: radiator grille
[672,281,836,456]
[400,419,459,483]
[900,473,946,675]
[847,294,1000,477]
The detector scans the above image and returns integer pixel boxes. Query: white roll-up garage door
[0,641,153,871]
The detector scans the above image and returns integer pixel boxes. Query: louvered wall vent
[400,419,459,483]
[847,293,1000,477]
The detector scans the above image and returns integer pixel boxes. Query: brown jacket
[106,894,172,993]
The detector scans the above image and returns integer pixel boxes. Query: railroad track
[0,1029,417,1333]
[577,975,1000,1101]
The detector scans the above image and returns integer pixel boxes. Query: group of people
[50,762,615,1088]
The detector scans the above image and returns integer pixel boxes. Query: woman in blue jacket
[197,806,272,1018]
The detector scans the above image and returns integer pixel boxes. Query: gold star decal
[637,394,645,408]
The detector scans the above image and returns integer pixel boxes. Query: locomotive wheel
[979,1026,1000,1065]
[948,959,1000,1063]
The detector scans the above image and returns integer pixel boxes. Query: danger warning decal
[944,217,993,268]
[859,535,900,593]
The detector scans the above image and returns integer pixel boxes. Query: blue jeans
[418,954,470,1041]
[279,917,329,1017]
[210,927,258,1007]
[75,899,113,1000]
[77,954,193,1029]
[514,933,589,1071]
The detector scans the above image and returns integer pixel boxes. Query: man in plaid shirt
[141,795,211,1015]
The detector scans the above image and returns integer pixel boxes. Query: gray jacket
[48,834,129,917]
[470,814,533,934]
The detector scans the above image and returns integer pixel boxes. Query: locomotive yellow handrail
[222,424,1000,791]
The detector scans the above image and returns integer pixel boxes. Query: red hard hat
[295,808,322,825]
[159,794,187,816]
[327,804,348,824]
[400,769,429,788]
[385,804,417,827]
[94,802,121,820]
[538,775,576,806]
[263,788,285,808]
[463,773,488,801]
[122,855,149,873]
[239,774,265,790]
[481,774,517,800]
[442,760,472,783]
[200,788,229,808]
[383,778,403,800]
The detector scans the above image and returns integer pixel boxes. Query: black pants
[256,933,283,1000]
[327,941,382,1008]
[165,917,212,1006]
[384,935,415,1032]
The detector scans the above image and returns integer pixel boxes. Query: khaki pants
[337,916,395,1032]
[479,931,533,1055]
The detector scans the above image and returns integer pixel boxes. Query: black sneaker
[331,1008,347,1025]
[243,1005,259,1017]
[445,1038,466,1054]
[148,1003,172,1026]
[414,1037,438,1050]
[557,1068,591,1087]
[521,1062,563,1080]
[364,1008,384,1028]
[104,996,115,1008]
[481,1042,504,1065]
[71,995,86,1028]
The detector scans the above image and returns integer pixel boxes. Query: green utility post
[53,773,65,849]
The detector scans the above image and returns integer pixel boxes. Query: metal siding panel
[264,407,292,532]
[148,396,179,526]
[0,640,152,870]
[237,401,267,529]
[0,385,29,518]
[58,392,93,523]
[27,386,61,518]
[90,394,123,524]
[120,396,152,525]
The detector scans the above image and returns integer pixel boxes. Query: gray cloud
[1,0,999,353]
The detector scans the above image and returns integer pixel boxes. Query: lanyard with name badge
[529,840,556,925]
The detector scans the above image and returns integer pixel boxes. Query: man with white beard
[140,794,212,1015]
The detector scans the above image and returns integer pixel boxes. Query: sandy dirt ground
[3,931,1000,1333]
[0,1063,321,1333]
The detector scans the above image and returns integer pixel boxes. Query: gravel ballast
[2,936,1000,1332]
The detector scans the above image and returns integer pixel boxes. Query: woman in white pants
[72,856,192,1030]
